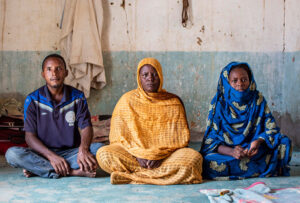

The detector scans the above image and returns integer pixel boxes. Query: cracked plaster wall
[0,0,299,145]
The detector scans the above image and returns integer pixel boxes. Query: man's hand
[77,149,97,172]
[77,126,97,172]
[247,139,264,157]
[136,158,163,169]
[48,154,70,177]
[25,132,70,177]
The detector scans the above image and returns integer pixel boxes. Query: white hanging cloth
[60,0,106,97]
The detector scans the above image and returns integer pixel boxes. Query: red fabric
[0,115,26,154]
[0,142,27,155]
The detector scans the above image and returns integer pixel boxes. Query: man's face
[139,64,160,93]
[41,57,68,89]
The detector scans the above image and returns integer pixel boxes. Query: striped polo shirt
[24,85,91,149]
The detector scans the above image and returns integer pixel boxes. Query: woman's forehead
[140,64,157,72]
[229,68,248,77]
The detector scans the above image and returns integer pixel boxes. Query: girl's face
[229,68,250,92]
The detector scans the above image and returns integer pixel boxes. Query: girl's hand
[231,145,247,159]
[247,139,264,157]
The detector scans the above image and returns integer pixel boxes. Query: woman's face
[229,68,250,92]
[139,64,160,93]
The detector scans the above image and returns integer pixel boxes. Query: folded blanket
[91,115,111,144]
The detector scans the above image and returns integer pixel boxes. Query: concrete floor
[1,143,300,203]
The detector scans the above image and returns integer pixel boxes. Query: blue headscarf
[201,62,283,154]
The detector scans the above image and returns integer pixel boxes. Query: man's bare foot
[70,169,96,178]
[23,169,36,178]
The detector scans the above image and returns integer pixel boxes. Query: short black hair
[229,63,252,80]
[42,54,66,71]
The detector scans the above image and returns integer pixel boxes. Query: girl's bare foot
[23,169,36,178]
[70,169,96,178]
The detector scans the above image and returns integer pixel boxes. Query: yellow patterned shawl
[109,58,190,160]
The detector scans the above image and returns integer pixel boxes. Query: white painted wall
[1,0,299,52]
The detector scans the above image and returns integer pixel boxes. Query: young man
[5,54,104,178]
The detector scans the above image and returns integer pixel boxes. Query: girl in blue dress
[200,62,292,180]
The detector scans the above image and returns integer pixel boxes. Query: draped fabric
[60,0,106,98]
[96,58,203,184]
[200,62,292,180]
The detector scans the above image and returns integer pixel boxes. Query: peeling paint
[196,37,202,46]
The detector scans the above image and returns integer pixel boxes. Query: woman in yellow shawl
[96,58,203,185]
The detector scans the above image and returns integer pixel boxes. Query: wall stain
[120,0,125,9]
[1,0,6,51]
[196,37,202,46]
[120,0,131,49]
[200,25,205,33]
[283,0,286,54]
[273,112,300,147]
[190,121,196,128]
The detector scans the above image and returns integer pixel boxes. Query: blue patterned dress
[200,62,292,180]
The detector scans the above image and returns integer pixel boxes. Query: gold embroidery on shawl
[255,117,261,126]
[256,92,263,106]
[213,122,218,131]
[266,118,277,134]
[239,158,250,171]
[232,102,247,111]
[243,121,252,136]
[223,132,233,144]
[206,119,211,127]
[266,118,276,129]
[205,138,213,145]
[265,154,271,164]
[223,70,229,80]
[232,122,244,131]
[264,105,271,114]
[218,80,225,94]
[278,144,286,160]
[209,103,215,111]
[210,161,226,172]
[267,129,278,135]
[250,82,256,91]
[229,106,237,119]
[268,136,275,146]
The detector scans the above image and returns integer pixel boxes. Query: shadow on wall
[273,112,300,147]
[0,93,24,102]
